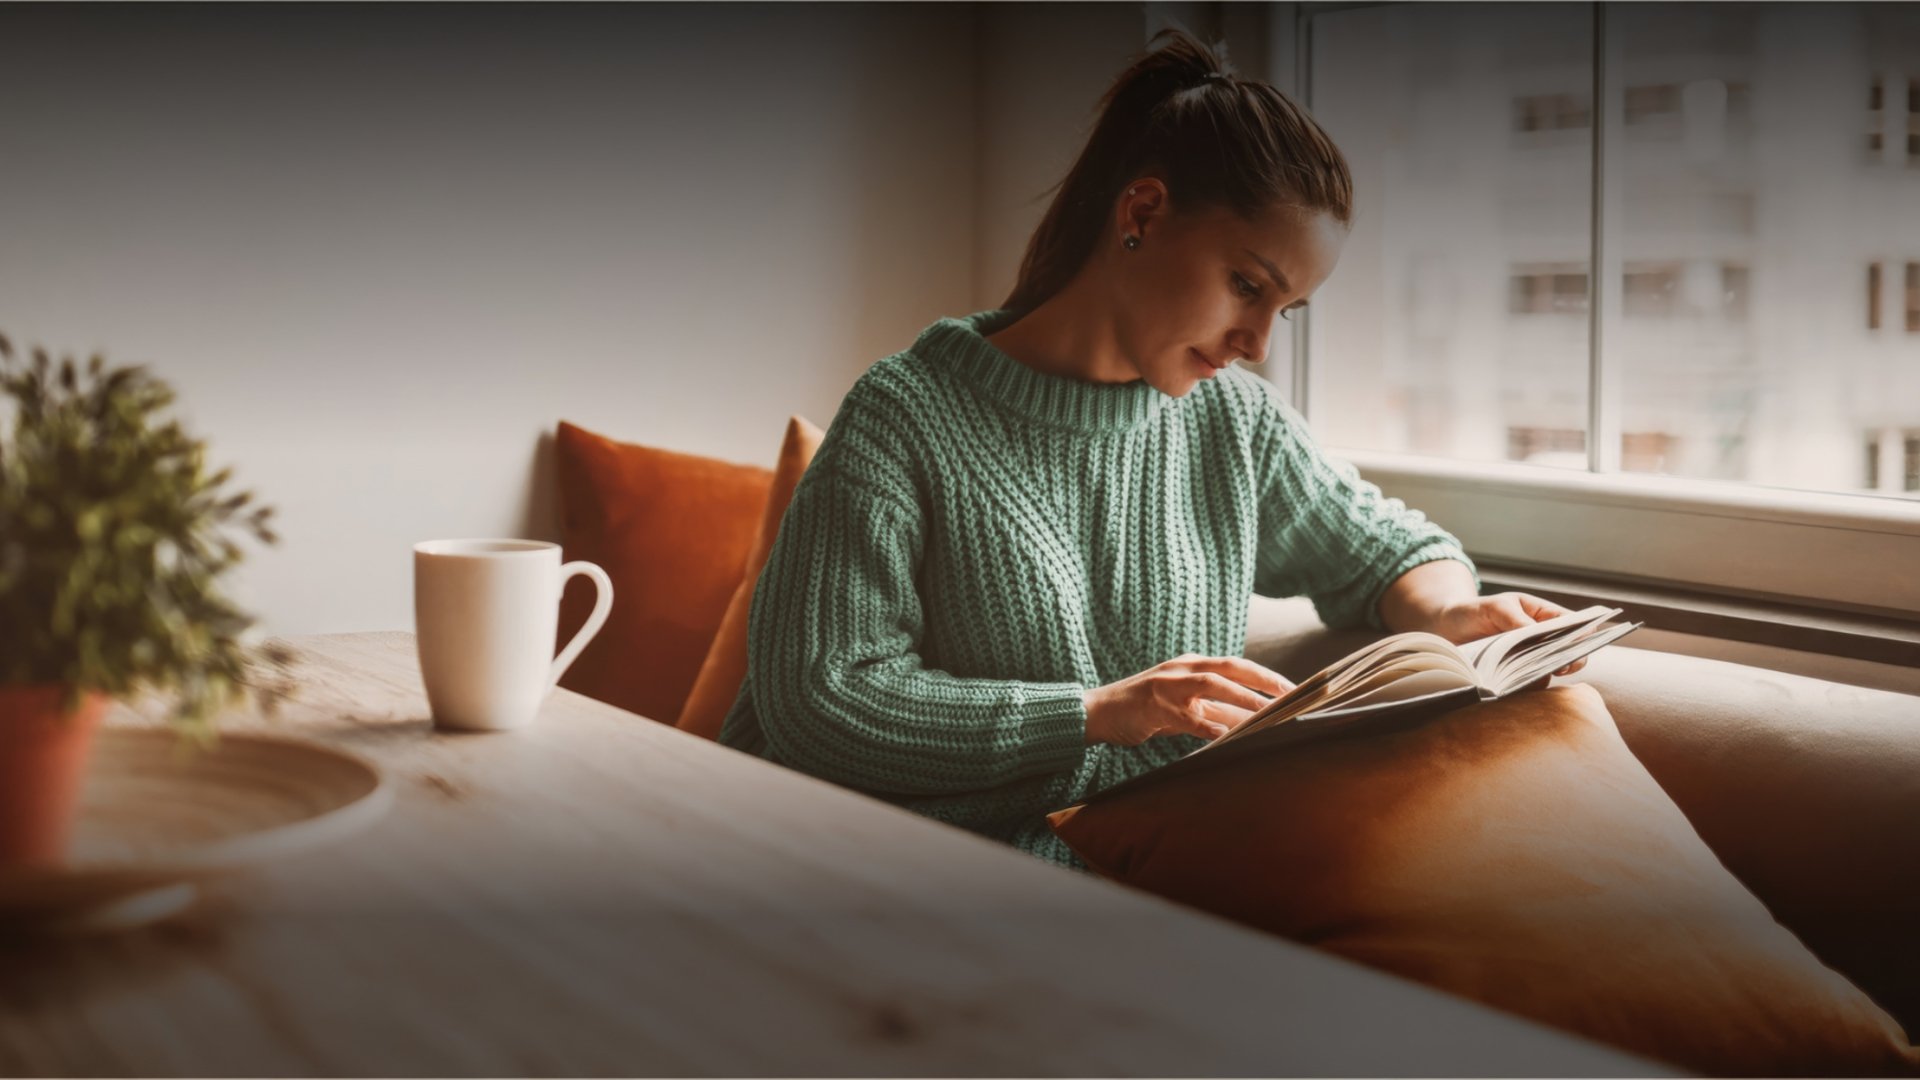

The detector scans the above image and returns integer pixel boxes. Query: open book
[1074,605,1642,806]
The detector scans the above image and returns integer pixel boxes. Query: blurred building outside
[1301,2,1920,500]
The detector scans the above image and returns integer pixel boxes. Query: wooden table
[0,632,1667,1077]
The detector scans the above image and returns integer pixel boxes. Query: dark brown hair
[1001,27,1354,314]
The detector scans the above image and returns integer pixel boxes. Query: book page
[1320,657,1466,707]
[1323,634,1469,697]
[1323,653,1475,702]
[1201,682,1339,752]
[1307,631,1460,692]
[1499,617,1613,670]
[1299,667,1476,715]
[1214,630,1459,739]
[1200,636,1472,755]
[1469,606,1620,682]
[1490,619,1642,695]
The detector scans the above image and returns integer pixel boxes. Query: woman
[719,29,1580,871]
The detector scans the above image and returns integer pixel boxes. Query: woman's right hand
[1082,654,1296,747]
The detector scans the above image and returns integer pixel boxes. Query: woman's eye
[1278,309,1295,323]
[1232,273,1260,299]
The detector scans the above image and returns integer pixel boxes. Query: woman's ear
[1116,179,1168,245]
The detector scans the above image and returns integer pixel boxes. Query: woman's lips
[1190,348,1221,376]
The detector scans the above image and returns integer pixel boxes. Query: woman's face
[1109,184,1348,397]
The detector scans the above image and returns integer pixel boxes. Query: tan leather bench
[1242,593,1920,1037]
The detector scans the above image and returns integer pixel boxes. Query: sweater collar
[914,309,1171,434]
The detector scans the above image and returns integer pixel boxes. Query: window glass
[1306,2,1594,466]
[1304,2,1920,497]
[1614,3,1919,492]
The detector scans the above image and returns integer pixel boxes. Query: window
[1515,82,1749,135]
[1623,83,1680,123]
[1908,434,1920,492]
[1514,95,1543,132]
[1507,267,1591,316]
[1505,427,1683,472]
[1622,265,1679,317]
[1514,92,1589,132]
[1867,435,1882,490]
[1901,78,1919,159]
[1908,262,1920,332]
[1722,80,1752,124]
[1509,426,1586,464]
[1869,75,1885,153]
[1289,2,1920,616]
[1616,262,1749,319]
[1721,264,1750,318]
[1621,432,1681,475]
[1508,267,1589,315]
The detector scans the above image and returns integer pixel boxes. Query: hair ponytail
[1001,27,1354,315]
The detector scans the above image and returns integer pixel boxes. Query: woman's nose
[1231,324,1271,365]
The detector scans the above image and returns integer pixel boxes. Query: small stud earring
[1123,235,1140,251]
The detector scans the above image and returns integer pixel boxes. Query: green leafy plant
[0,332,297,738]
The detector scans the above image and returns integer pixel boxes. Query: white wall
[973,4,1153,311]
[0,4,1015,635]
[0,3,1160,637]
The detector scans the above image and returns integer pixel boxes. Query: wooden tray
[0,728,391,932]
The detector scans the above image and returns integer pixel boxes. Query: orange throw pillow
[677,415,824,740]
[1048,685,1920,1077]
[553,421,771,725]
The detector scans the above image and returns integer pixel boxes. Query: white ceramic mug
[413,539,613,732]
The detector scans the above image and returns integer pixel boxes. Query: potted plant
[0,332,297,866]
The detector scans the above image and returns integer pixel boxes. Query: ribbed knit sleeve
[736,399,1092,798]
[1249,384,1477,631]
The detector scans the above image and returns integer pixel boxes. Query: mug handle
[549,560,614,696]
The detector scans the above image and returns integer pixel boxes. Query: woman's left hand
[1424,592,1588,678]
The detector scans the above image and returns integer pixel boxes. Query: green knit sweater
[718,308,1475,870]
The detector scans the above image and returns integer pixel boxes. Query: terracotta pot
[0,684,110,866]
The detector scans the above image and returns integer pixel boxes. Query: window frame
[1276,1,1920,621]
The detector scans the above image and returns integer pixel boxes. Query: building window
[1614,262,1749,319]
[1721,264,1751,318]
[1908,262,1920,332]
[1508,426,1586,464]
[1870,76,1885,153]
[1873,74,1889,151]
[1623,265,1680,317]
[1514,81,1750,138]
[1514,92,1589,133]
[1509,266,1589,315]
[1725,81,1752,123]
[1909,79,1920,159]
[1505,427,1678,472]
[1867,435,1881,490]
[1622,432,1681,475]
[1507,274,1536,314]
[1869,262,1883,329]
[1906,434,1920,492]
[1624,83,1682,124]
